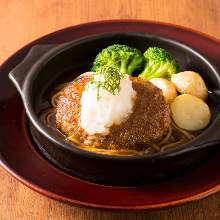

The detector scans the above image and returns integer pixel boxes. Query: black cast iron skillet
[9,32,220,186]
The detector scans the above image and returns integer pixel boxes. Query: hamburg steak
[56,76,170,150]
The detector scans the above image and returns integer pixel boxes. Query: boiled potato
[150,78,177,104]
[171,94,211,131]
[171,71,208,100]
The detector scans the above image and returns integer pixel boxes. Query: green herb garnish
[90,66,124,99]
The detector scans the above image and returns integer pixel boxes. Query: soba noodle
[41,78,194,156]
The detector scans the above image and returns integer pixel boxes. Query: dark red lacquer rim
[0,20,220,210]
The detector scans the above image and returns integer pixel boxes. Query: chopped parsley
[90,66,124,99]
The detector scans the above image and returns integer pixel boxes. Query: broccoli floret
[139,47,179,80]
[92,44,144,75]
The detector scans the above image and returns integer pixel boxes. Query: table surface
[0,0,220,219]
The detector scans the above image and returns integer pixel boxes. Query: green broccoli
[92,44,144,75]
[138,47,179,80]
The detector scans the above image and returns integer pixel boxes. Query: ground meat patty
[56,76,170,150]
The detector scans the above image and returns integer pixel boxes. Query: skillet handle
[8,44,56,95]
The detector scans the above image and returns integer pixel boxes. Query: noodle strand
[41,79,195,156]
